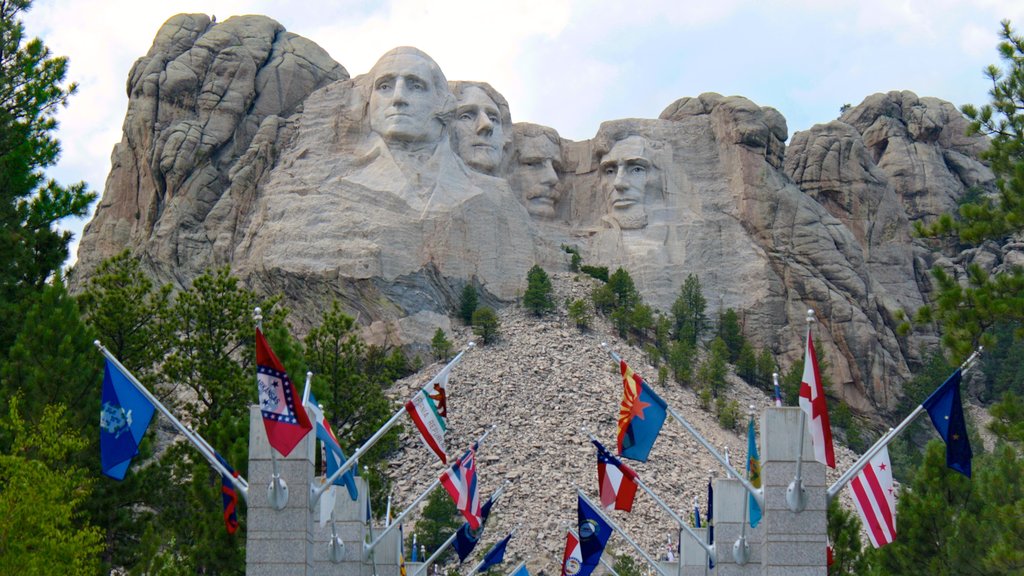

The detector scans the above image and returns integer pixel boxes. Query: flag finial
[253,307,263,327]
[806,309,815,322]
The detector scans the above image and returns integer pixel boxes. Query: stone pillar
[312,476,371,576]
[711,478,760,576]
[246,406,316,576]
[679,526,710,576]
[759,407,827,576]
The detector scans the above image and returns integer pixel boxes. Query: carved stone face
[368,52,444,144]
[454,86,504,174]
[601,136,651,229]
[512,135,562,219]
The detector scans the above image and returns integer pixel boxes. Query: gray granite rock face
[74,14,996,414]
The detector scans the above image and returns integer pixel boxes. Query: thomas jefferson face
[454,86,504,174]
[368,52,445,144]
[601,136,651,229]
[512,135,562,219]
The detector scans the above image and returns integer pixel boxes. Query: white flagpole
[94,341,249,502]
[604,346,763,510]
[826,347,983,502]
[364,427,495,555]
[788,310,813,513]
[584,431,712,557]
[467,528,516,575]
[412,483,509,576]
[578,489,669,576]
[311,344,474,507]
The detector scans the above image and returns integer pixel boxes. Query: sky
[20,0,1024,265]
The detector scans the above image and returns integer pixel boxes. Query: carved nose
[392,79,410,104]
[476,113,493,135]
[613,168,629,190]
[540,161,558,185]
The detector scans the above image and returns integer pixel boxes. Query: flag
[849,446,896,547]
[747,416,762,528]
[577,494,612,576]
[478,533,512,573]
[798,327,836,467]
[773,378,784,407]
[921,368,973,477]
[706,479,715,569]
[213,452,240,534]
[616,359,668,462]
[592,439,639,512]
[399,524,407,576]
[510,562,530,576]
[560,530,582,576]
[307,391,358,500]
[412,533,418,562]
[441,444,482,529]
[693,496,701,528]
[256,329,312,456]
[454,496,495,561]
[404,364,453,464]
[100,358,156,480]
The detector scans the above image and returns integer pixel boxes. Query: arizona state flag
[616,359,667,462]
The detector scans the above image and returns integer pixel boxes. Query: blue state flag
[100,358,156,480]
[509,563,529,576]
[477,532,512,573]
[454,497,495,562]
[308,391,359,500]
[577,494,612,576]
[921,368,973,477]
[747,416,762,528]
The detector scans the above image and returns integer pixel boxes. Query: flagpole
[365,427,495,555]
[94,341,249,502]
[733,409,756,565]
[578,489,669,576]
[826,347,982,502]
[604,346,762,510]
[468,528,516,574]
[504,559,527,576]
[787,311,814,513]
[311,344,474,507]
[585,431,712,557]
[412,483,509,576]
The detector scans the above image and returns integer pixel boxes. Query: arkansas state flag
[617,359,668,462]
[849,446,897,547]
[592,439,639,512]
[256,328,312,457]
[560,529,582,576]
[441,443,482,529]
[798,327,836,468]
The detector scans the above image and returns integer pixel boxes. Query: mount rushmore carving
[75,13,1004,415]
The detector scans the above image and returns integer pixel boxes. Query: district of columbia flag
[256,328,312,456]
[747,415,762,528]
[848,446,896,547]
[921,368,973,477]
[214,452,240,534]
[577,494,612,576]
[798,326,836,467]
[100,358,156,480]
[404,364,453,464]
[441,444,482,529]
[560,529,582,576]
[616,359,668,462]
[306,391,358,501]
[592,439,639,512]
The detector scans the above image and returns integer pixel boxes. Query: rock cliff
[74,13,1002,415]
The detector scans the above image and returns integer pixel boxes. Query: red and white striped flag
[798,326,836,467]
[849,446,896,548]
[440,444,481,529]
[560,529,582,576]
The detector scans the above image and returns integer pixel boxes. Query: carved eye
[604,167,616,176]
[460,112,474,121]
[376,81,391,91]
[487,114,499,123]
[410,80,427,91]
[523,161,540,168]
[630,165,646,175]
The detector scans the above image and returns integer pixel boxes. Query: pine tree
[671,274,707,345]
[458,284,478,324]
[472,307,500,344]
[698,336,729,398]
[827,497,867,575]
[523,264,555,316]
[431,327,453,361]
[718,308,744,362]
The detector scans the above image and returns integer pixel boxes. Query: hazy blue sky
[21,0,1024,263]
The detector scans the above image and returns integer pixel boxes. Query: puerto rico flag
[798,326,835,467]
[256,328,312,457]
[560,529,582,576]
[441,443,482,529]
[592,439,639,512]
[849,446,897,547]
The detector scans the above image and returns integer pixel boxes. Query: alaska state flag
[477,532,512,573]
[921,368,973,477]
[617,359,668,462]
[215,452,240,534]
[577,494,612,576]
[454,496,495,562]
[256,328,312,457]
[100,358,156,480]
[307,391,358,500]
[592,439,639,512]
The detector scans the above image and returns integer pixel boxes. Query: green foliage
[715,396,740,431]
[718,308,744,362]
[611,554,644,576]
[562,244,582,272]
[416,487,461,565]
[671,274,707,345]
[756,347,776,391]
[827,496,867,575]
[780,361,802,407]
[0,0,95,352]
[472,307,500,344]
[735,341,757,384]
[593,268,650,339]
[567,298,591,330]
[697,387,712,411]
[976,320,1024,402]
[989,392,1024,445]
[431,328,453,361]
[523,265,555,316]
[0,397,104,574]
[580,264,609,282]
[698,336,729,398]
[667,339,696,385]
[458,284,478,324]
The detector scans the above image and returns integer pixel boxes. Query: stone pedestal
[679,526,710,576]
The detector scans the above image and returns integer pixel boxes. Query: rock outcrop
[74,14,996,416]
